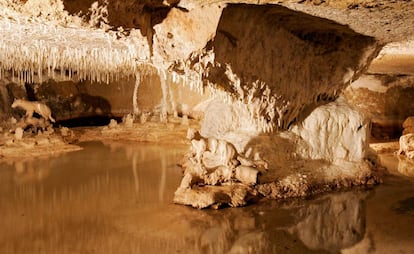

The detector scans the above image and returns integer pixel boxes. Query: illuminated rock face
[399,133,414,160]
[343,41,414,140]
[291,98,369,163]
[207,4,380,129]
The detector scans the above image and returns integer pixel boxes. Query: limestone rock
[108,119,118,129]
[122,114,134,128]
[235,166,259,185]
[398,157,414,177]
[174,135,262,208]
[207,4,380,130]
[398,133,414,160]
[291,98,369,163]
[174,184,255,209]
[403,116,414,135]
[14,127,23,140]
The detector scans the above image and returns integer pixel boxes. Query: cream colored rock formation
[291,98,369,163]
[397,116,414,161]
[398,133,414,160]
[402,116,414,135]
[174,97,380,208]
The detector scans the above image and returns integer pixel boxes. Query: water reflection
[392,197,414,216]
[287,192,367,253]
[0,142,413,253]
[379,153,414,178]
[13,159,51,184]
[397,157,414,177]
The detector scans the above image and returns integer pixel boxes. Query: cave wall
[63,0,178,31]
[0,74,211,125]
[344,74,414,139]
[344,43,414,140]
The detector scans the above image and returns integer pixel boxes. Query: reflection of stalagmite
[159,153,166,202]
[13,159,51,184]
[287,192,367,253]
[132,153,139,199]
[397,156,414,177]
[228,231,267,254]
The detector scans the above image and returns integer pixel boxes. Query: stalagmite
[140,112,150,124]
[133,74,141,116]
[0,6,151,84]
[122,114,134,128]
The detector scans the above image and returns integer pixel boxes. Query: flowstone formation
[174,129,267,208]
[175,99,382,208]
[0,0,389,208]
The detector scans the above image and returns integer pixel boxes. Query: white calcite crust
[291,98,369,163]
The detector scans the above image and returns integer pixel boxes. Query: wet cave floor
[0,141,413,254]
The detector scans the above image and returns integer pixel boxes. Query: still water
[0,142,413,254]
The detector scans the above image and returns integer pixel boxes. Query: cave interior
[1,0,414,253]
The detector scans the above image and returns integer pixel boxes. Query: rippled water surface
[0,142,413,254]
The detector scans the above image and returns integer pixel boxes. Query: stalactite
[0,13,150,85]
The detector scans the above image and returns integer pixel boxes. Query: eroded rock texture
[343,39,414,140]
[175,100,381,208]
[205,4,380,129]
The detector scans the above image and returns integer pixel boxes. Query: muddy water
[0,142,413,254]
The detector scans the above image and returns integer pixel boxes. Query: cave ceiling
[60,0,414,43]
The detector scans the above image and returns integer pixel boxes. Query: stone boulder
[398,133,414,160]
[402,116,414,135]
